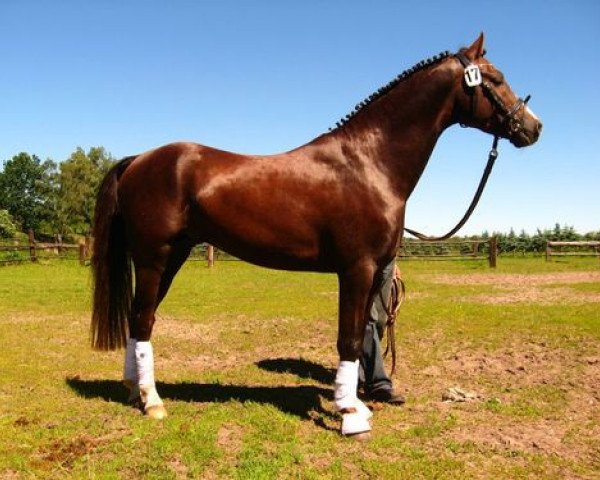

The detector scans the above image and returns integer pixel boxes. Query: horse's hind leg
[123,241,193,419]
[123,261,167,419]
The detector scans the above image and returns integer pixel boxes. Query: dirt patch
[167,454,189,479]
[0,470,22,479]
[420,270,600,304]
[427,271,600,286]
[34,431,126,471]
[463,286,600,305]
[0,313,73,326]
[217,423,245,452]
[452,420,570,457]
[155,315,240,372]
[155,313,338,376]
[156,315,220,345]
[437,342,599,464]
[440,343,575,386]
[576,357,600,411]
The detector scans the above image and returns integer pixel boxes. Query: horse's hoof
[145,404,167,420]
[340,403,372,437]
[340,418,371,437]
[130,396,143,410]
[346,431,371,442]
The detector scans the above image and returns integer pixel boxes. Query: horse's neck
[323,62,458,199]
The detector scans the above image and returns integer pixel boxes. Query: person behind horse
[360,258,405,404]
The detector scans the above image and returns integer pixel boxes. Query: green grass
[0,257,598,478]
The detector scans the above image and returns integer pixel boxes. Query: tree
[0,152,57,232]
[56,147,115,235]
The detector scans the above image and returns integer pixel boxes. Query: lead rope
[381,269,405,376]
[404,135,499,241]
[384,135,500,375]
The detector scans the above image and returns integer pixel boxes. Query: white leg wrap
[135,341,163,408]
[335,360,372,435]
[124,338,138,383]
[123,338,140,402]
[139,384,163,409]
[135,341,155,386]
[334,360,360,410]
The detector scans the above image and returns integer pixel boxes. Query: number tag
[464,64,482,87]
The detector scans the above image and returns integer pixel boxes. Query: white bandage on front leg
[334,360,360,410]
[334,360,372,435]
[135,341,163,409]
[123,338,140,402]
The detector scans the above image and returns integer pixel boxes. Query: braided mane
[331,50,452,130]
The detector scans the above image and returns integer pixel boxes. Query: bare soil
[426,271,600,286]
[424,271,600,304]
[405,339,600,467]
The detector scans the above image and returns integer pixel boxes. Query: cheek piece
[455,52,532,137]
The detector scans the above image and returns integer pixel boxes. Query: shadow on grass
[66,376,337,430]
[255,357,336,385]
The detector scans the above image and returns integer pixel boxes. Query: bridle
[456,51,531,137]
[403,52,532,242]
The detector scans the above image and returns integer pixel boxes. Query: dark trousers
[359,258,395,392]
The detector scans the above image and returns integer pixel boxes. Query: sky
[1,1,599,236]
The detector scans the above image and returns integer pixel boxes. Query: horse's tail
[90,156,137,351]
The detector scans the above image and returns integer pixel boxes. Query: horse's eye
[489,71,505,85]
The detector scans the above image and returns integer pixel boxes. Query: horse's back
[115,142,327,268]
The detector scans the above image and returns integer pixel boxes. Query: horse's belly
[209,234,333,272]
[194,201,332,271]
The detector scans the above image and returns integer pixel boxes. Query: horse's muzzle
[511,115,542,148]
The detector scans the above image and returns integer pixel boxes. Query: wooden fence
[398,237,497,268]
[1,233,500,268]
[0,230,91,266]
[545,241,600,261]
[190,238,499,268]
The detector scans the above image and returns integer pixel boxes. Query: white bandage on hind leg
[135,341,155,386]
[334,360,360,411]
[123,338,138,383]
[123,338,140,402]
[135,341,163,408]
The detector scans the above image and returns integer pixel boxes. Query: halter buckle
[464,64,482,87]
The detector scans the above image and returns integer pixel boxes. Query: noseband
[455,52,531,136]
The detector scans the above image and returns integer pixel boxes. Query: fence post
[207,244,214,268]
[79,240,86,266]
[545,241,550,262]
[28,229,37,262]
[488,236,497,268]
[85,236,92,262]
[56,234,63,256]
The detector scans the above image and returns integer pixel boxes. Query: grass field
[0,257,598,479]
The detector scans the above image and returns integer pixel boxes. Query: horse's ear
[464,32,485,60]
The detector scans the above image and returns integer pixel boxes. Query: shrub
[0,209,18,238]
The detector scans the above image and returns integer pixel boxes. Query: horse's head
[453,33,542,148]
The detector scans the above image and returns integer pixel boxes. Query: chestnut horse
[91,34,541,436]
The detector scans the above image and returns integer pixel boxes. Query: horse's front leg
[335,263,376,438]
